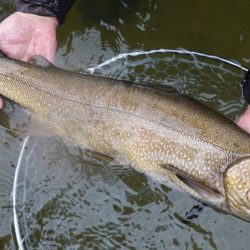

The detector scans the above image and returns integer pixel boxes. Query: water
[0,0,250,249]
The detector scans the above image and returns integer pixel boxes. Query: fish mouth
[223,156,250,221]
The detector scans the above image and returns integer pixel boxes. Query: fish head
[224,157,250,221]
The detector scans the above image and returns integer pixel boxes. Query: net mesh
[88,49,247,119]
[12,50,249,249]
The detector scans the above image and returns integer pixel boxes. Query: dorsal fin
[28,55,56,68]
[137,81,179,93]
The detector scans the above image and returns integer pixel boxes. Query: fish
[0,56,249,221]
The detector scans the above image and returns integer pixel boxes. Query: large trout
[0,56,250,221]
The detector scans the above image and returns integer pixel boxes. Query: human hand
[236,105,250,134]
[0,12,58,61]
[0,12,58,109]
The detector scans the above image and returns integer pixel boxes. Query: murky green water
[1,0,250,249]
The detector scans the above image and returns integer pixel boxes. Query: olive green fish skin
[0,57,250,221]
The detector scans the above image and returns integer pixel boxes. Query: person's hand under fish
[0,12,57,62]
[0,0,74,110]
[0,0,74,64]
[0,11,57,109]
[236,105,250,133]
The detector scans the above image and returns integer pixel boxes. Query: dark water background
[1,0,250,249]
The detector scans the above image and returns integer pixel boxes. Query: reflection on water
[56,0,250,70]
[1,0,250,249]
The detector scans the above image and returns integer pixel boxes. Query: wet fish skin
[0,56,249,221]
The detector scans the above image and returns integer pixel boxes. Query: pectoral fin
[160,164,222,202]
[85,149,114,163]
[28,55,56,68]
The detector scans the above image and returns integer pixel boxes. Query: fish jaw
[224,157,250,221]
